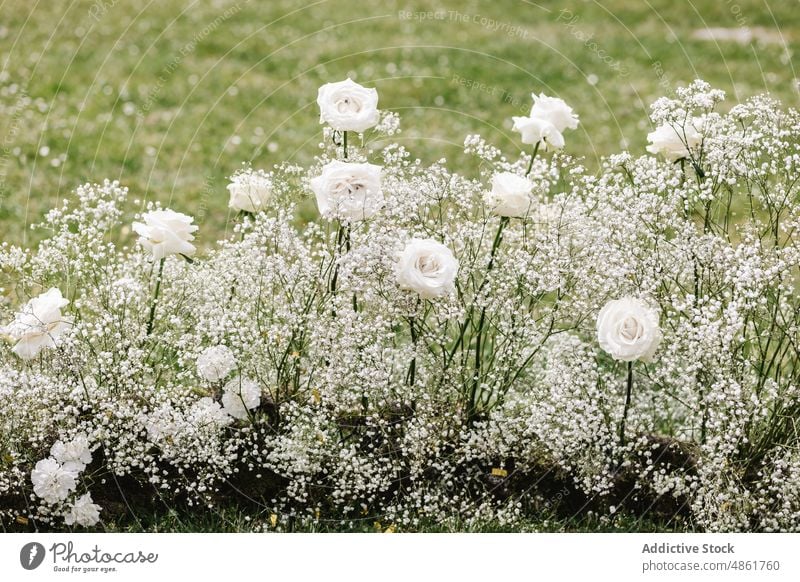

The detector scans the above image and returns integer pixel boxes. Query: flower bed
[2,79,800,532]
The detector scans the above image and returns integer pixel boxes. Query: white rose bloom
[310,160,383,221]
[227,171,272,213]
[132,209,198,259]
[222,376,261,420]
[596,297,663,362]
[511,116,565,149]
[196,345,237,382]
[31,458,77,503]
[188,397,232,429]
[2,288,72,360]
[646,121,703,162]
[50,434,92,474]
[63,493,101,527]
[485,172,534,218]
[396,239,459,299]
[528,92,580,132]
[317,78,380,133]
[141,404,178,442]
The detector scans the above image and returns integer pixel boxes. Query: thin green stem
[525,141,541,177]
[619,361,634,450]
[342,130,348,159]
[146,258,165,336]
[469,216,510,421]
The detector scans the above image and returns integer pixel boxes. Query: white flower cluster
[2,80,800,532]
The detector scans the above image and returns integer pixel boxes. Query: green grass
[0,0,797,531]
[1,0,798,246]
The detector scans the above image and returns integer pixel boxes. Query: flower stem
[146,258,165,336]
[469,216,510,421]
[618,361,634,450]
[525,141,541,177]
[342,130,348,159]
[406,314,417,386]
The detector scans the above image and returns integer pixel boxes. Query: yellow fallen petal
[491,467,508,477]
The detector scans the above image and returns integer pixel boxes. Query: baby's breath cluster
[1,80,800,532]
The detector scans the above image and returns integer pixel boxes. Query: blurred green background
[1,0,797,246]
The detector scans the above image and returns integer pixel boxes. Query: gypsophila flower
[196,345,237,382]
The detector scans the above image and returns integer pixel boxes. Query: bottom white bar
[1,533,798,581]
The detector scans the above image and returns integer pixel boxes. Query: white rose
[317,78,380,133]
[596,297,662,362]
[31,458,77,503]
[188,397,232,430]
[2,288,72,360]
[485,172,534,218]
[227,171,272,213]
[528,92,579,132]
[511,116,565,149]
[646,121,703,162]
[196,345,237,382]
[132,209,198,259]
[221,376,261,420]
[50,434,92,474]
[396,239,459,299]
[63,493,101,527]
[310,160,383,221]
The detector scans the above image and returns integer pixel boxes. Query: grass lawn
[1,0,798,247]
[1,0,798,532]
